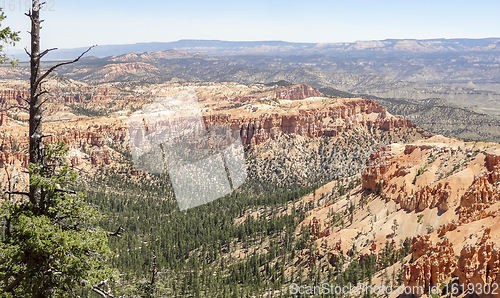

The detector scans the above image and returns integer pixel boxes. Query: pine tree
[0,2,117,297]
[391,219,399,237]
[1,142,117,297]
[0,7,19,65]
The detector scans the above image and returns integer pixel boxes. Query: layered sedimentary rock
[206,97,416,146]
[404,235,457,291]
[454,228,500,298]
[357,137,500,295]
[0,80,146,117]
[486,151,500,192]
[0,113,9,126]
[459,174,500,223]
[0,84,420,175]
[0,122,128,167]
[0,89,29,106]
[0,151,29,167]
[362,137,500,215]
[403,229,500,298]
[232,84,322,102]
[48,125,128,148]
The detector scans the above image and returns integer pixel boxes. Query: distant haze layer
[6,38,500,60]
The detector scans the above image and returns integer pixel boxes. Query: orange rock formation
[454,228,500,298]
[404,235,456,290]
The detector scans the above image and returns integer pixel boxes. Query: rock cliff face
[0,89,29,106]
[454,228,500,298]
[0,113,9,126]
[232,84,322,102]
[404,235,456,291]
[0,80,147,119]
[289,136,500,296]
[404,229,500,298]
[110,50,205,62]
[459,173,500,224]
[0,121,128,168]
[0,151,29,168]
[206,97,416,146]
[46,125,128,148]
[0,83,420,173]
[362,137,500,216]
[355,136,500,294]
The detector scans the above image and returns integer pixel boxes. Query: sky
[1,0,500,52]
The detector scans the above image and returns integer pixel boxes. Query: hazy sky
[1,0,500,52]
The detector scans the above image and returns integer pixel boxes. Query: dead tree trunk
[26,0,93,212]
[28,0,43,210]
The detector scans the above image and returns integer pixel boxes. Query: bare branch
[92,280,115,298]
[34,45,96,92]
[3,271,29,293]
[12,167,19,196]
[25,11,33,21]
[36,91,54,109]
[4,191,30,197]
[24,47,32,58]
[6,105,29,112]
[39,48,57,59]
[92,287,115,298]
[36,89,50,99]
[108,226,124,238]
[20,96,30,104]
[4,167,11,194]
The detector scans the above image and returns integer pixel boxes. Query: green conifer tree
[1,142,117,297]
[0,2,117,297]
[0,7,19,65]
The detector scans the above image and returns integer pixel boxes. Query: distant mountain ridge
[4,37,500,140]
[8,37,500,60]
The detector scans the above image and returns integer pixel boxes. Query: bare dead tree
[26,0,94,214]
[149,254,158,296]
[0,2,124,297]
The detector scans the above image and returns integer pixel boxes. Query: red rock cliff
[0,89,29,106]
[404,235,456,291]
[362,139,500,215]
[232,84,322,102]
[205,98,417,146]
[454,228,500,298]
